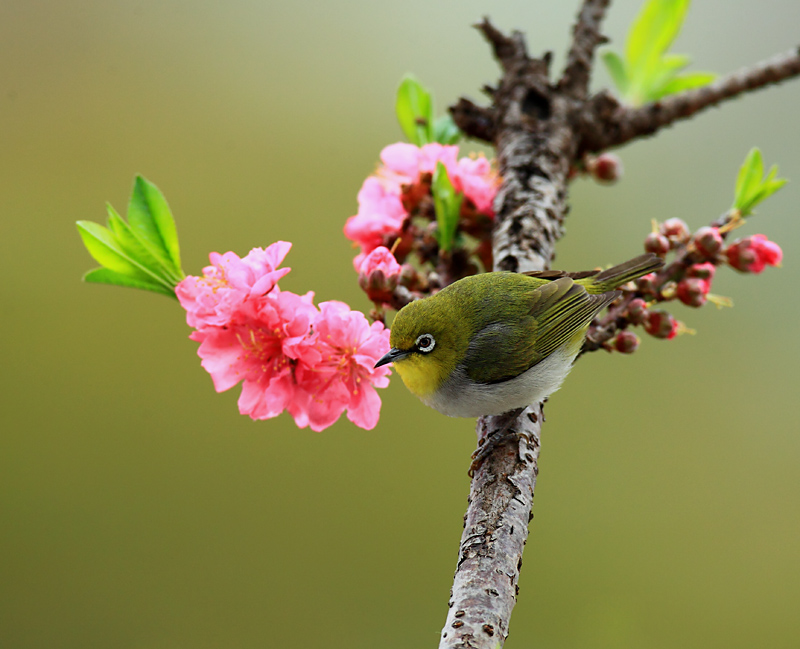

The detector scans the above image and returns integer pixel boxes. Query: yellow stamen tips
[651,218,660,234]
[389,237,401,255]
[660,282,677,300]
[675,321,696,336]
[719,211,745,234]
[250,330,258,345]
[707,294,734,309]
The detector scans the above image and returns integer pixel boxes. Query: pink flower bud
[725,234,783,273]
[644,310,679,340]
[676,277,709,307]
[644,232,671,256]
[358,246,401,302]
[659,218,690,244]
[613,330,640,353]
[692,226,723,257]
[589,153,623,184]
[625,298,648,325]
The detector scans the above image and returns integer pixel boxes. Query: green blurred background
[2,1,799,647]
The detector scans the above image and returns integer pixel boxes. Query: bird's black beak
[374,347,411,368]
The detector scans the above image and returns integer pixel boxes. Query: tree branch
[442,11,800,648]
[559,0,611,99]
[580,46,800,153]
[440,17,574,649]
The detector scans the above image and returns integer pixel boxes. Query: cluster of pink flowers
[176,242,391,431]
[344,142,499,269]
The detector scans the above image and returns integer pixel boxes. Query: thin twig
[559,0,611,99]
[580,46,800,153]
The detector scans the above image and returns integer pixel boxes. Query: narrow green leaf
[107,206,183,286]
[732,149,787,215]
[395,75,433,146]
[433,114,462,145]
[77,221,150,279]
[654,71,716,100]
[734,148,764,210]
[601,51,629,95]
[626,0,690,76]
[644,53,690,95]
[127,175,183,275]
[76,221,174,290]
[83,268,177,298]
[431,162,463,253]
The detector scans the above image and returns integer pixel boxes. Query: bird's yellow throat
[392,353,445,398]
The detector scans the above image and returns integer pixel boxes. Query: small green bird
[374,253,663,417]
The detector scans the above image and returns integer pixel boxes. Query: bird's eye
[415,334,436,353]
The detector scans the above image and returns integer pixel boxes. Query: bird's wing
[464,277,617,384]
[521,269,598,281]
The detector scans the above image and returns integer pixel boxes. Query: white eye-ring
[415,334,436,353]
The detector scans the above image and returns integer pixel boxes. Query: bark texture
[439,5,799,648]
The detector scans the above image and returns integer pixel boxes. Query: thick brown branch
[559,0,611,99]
[475,17,529,71]
[450,97,497,143]
[580,47,800,153]
[440,409,542,647]
[440,17,574,649]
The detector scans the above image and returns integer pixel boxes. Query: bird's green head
[374,292,470,399]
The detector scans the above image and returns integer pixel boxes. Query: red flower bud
[644,310,679,340]
[659,218,690,244]
[725,234,783,273]
[687,262,716,282]
[676,277,709,307]
[625,298,648,325]
[589,153,623,184]
[692,226,723,257]
[637,272,659,295]
[613,330,640,353]
[644,232,671,256]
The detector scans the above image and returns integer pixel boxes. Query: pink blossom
[455,155,499,215]
[179,243,392,431]
[343,177,407,259]
[176,242,291,329]
[725,234,783,273]
[380,142,459,183]
[358,246,402,278]
[298,301,391,431]
[189,290,320,422]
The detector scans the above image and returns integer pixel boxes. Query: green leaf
[76,220,174,291]
[127,175,183,275]
[605,0,713,106]
[732,148,787,216]
[655,71,716,99]
[734,148,764,210]
[601,51,629,96]
[431,162,463,253]
[395,75,433,146]
[83,267,177,298]
[626,0,690,80]
[107,204,183,285]
[77,221,150,279]
[433,114,462,145]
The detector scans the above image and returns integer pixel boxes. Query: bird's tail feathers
[586,253,664,293]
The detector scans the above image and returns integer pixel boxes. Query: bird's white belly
[422,346,575,418]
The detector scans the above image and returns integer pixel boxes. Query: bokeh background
[2,1,799,647]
